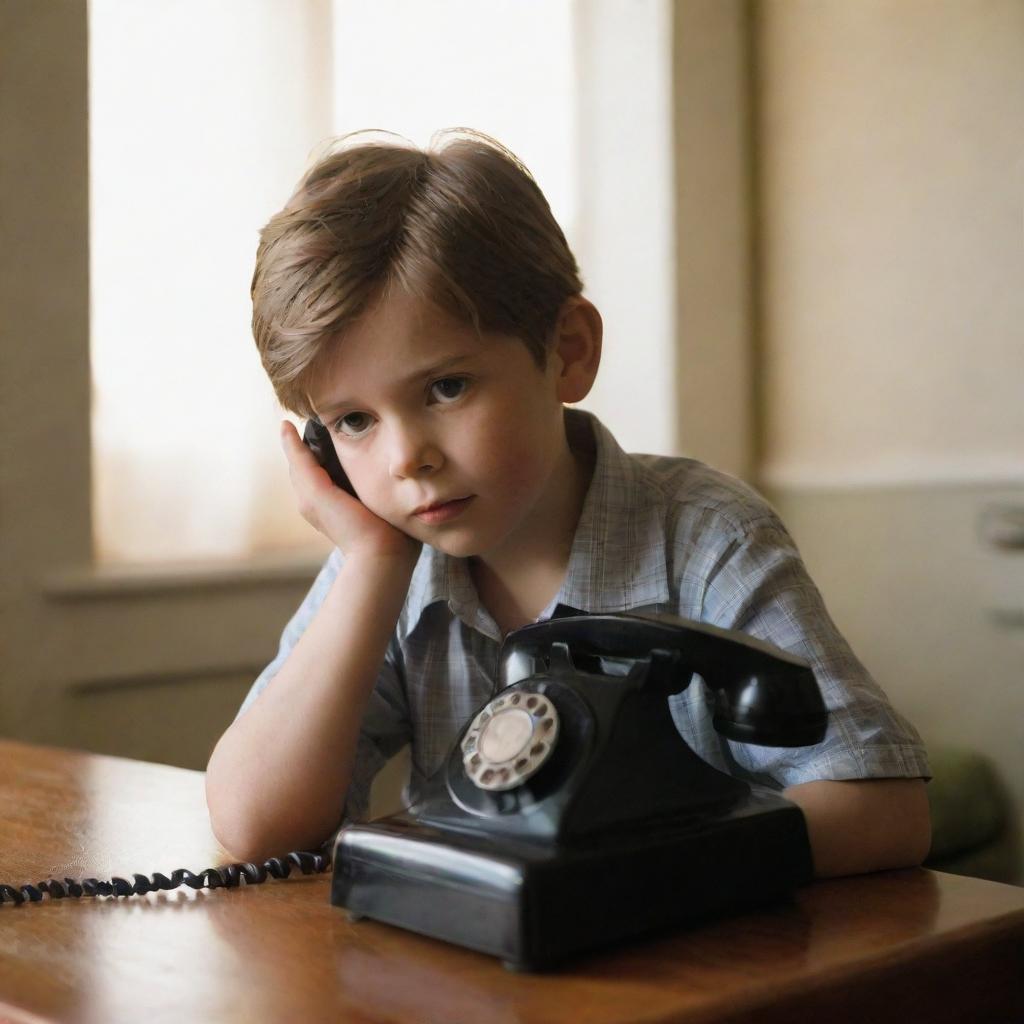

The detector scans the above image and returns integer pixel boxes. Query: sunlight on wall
[330,0,576,235]
[89,0,335,563]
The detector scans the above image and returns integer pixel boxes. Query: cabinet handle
[978,504,1024,551]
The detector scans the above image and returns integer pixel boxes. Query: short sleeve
[235,549,345,721]
[234,547,412,836]
[697,514,931,788]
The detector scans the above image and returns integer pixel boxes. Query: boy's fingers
[280,420,315,465]
[279,420,317,478]
[279,419,301,449]
[280,420,338,492]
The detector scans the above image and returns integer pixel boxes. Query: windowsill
[42,547,330,601]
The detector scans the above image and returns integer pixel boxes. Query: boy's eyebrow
[315,353,476,416]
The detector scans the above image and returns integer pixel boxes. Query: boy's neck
[469,417,595,635]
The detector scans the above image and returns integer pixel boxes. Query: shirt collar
[398,407,670,641]
[553,408,671,614]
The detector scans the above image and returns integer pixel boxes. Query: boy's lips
[412,496,475,524]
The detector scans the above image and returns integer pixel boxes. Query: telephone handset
[302,417,356,497]
[332,611,829,970]
[499,611,826,745]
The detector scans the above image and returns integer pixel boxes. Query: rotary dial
[460,690,559,791]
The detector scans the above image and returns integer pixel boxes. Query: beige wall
[575,0,678,456]
[756,0,1024,489]
[674,0,756,481]
[752,0,1024,878]
[1,1,92,742]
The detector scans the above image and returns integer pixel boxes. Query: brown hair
[250,129,583,418]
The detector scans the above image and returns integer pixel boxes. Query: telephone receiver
[332,610,830,970]
[302,418,357,497]
[500,611,827,745]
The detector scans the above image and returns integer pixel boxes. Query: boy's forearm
[205,550,417,863]
[783,777,931,879]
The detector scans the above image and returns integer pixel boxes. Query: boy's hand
[279,421,421,563]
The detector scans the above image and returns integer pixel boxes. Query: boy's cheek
[484,438,559,499]
[352,483,423,538]
[352,485,395,522]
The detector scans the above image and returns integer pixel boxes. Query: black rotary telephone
[331,610,828,971]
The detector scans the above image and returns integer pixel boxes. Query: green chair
[923,747,1020,885]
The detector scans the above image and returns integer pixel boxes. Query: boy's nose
[387,428,442,480]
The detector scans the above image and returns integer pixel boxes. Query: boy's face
[309,288,573,562]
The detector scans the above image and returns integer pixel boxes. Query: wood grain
[1,740,1021,1023]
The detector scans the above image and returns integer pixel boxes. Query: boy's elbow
[205,765,281,864]
[205,771,338,865]
[206,804,305,866]
[875,777,932,870]
[901,778,933,868]
[206,778,260,863]
[854,776,932,873]
[786,777,932,878]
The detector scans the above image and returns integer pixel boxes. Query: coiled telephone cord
[0,849,331,906]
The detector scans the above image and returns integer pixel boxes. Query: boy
[206,130,931,878]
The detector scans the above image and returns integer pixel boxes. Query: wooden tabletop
[0,739,1021,1024]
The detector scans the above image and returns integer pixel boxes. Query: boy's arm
[695,512,932,879]
[205,548,417,863]
[206,422,420,864]
[784,777,932,878]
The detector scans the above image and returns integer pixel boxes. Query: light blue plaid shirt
[237,408,929,827]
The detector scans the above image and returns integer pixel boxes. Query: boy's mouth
[413,496,475,524]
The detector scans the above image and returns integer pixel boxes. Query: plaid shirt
[237,409,930,827]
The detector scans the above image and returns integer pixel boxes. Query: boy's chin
[423,535,484,559]
[412,525,496,560]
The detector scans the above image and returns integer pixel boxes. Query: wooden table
[0,739,1021,1023]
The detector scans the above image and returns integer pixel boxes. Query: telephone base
[331,786,813,970]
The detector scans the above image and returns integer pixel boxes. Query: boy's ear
[551,295,602,404]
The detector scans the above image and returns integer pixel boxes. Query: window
[89,0,672,564]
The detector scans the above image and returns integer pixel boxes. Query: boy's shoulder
[576,410,796,572]
[569,415,806,617]
[623,448,786,544]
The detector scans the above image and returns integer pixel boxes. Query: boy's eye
[430,376,468,403]
[335,412,374,438]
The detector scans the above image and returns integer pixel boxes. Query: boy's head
[251,129,584,419]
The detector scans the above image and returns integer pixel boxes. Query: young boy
[206,130,931,878]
